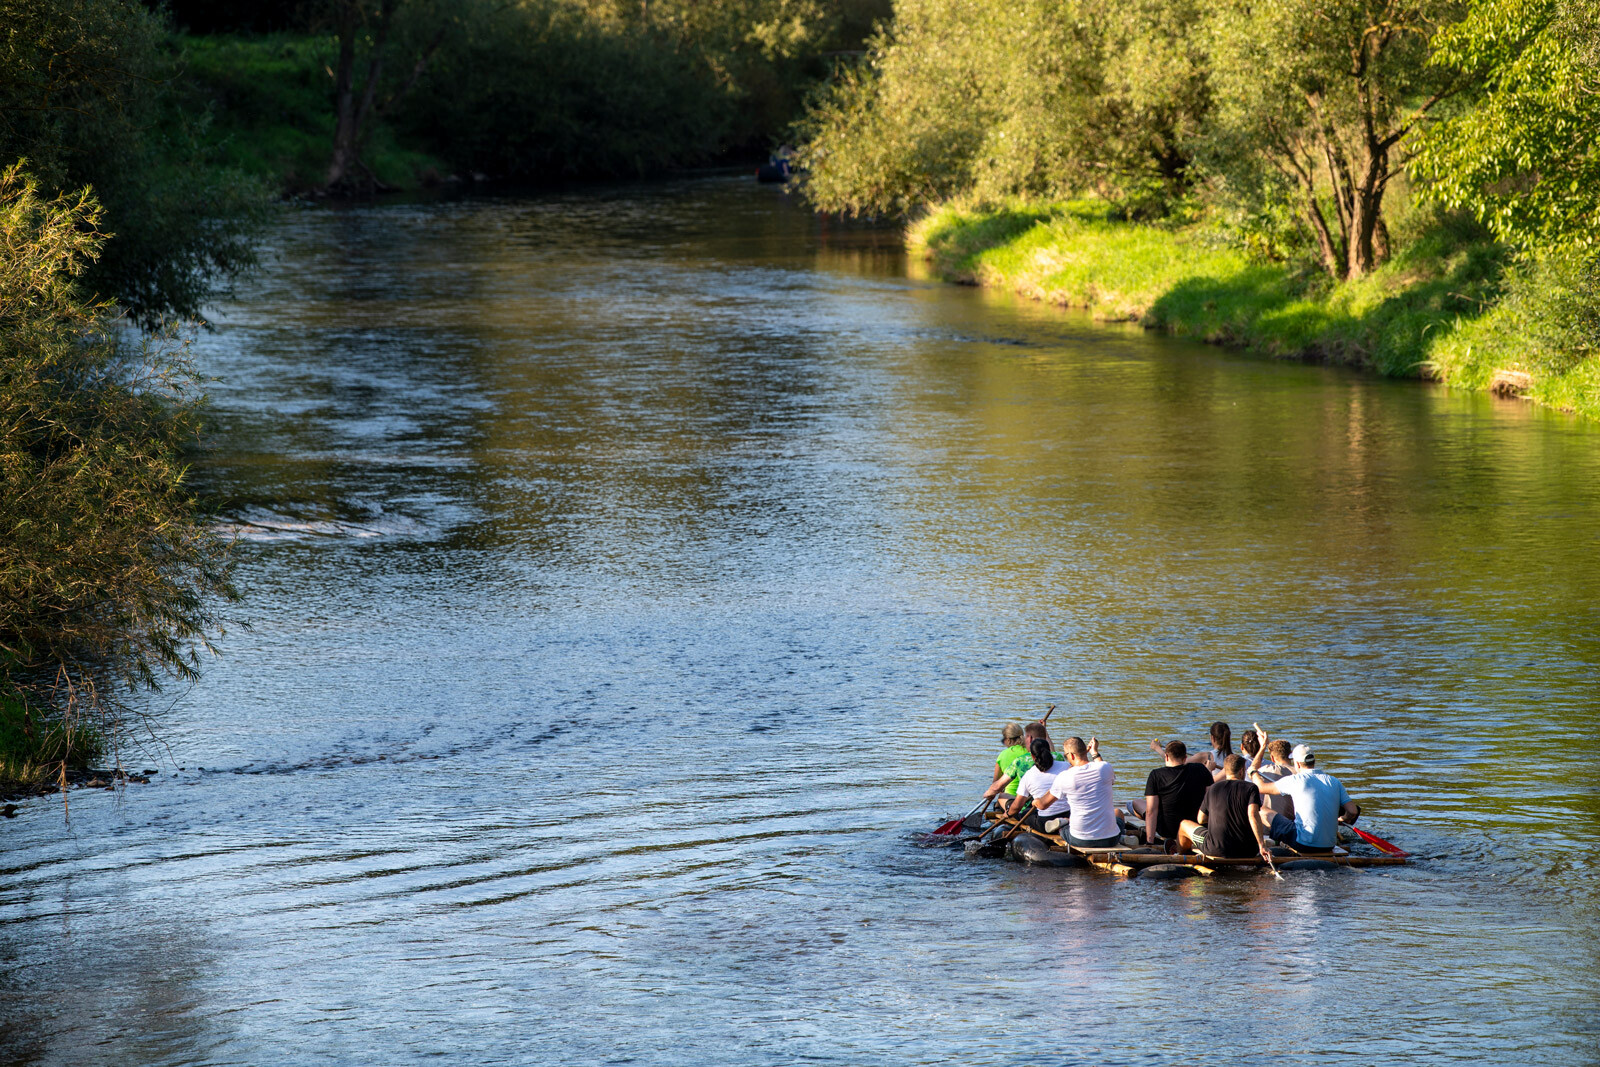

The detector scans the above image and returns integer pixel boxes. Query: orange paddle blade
[1348,824,1408,857]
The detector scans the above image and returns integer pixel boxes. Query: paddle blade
[1348,824,1409,857]
[930,817,967,836]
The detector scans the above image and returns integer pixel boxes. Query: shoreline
[1,767,155,808]
[907,201,1599,421]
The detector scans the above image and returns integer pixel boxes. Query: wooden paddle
[973,799,1033,845]
[1262,845,1284,880]
[934,705,1057,835]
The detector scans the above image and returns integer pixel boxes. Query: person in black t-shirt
[1138,741,1215,848]
[1183,755,1271,860]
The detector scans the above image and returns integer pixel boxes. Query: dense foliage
[0,166,236,748]
[395,0,890,181]
[1203,0,1465,279]
[1412,0,1600,251]
[795,0,1207,218]
[398,2,730,181]
[0,0,269,326]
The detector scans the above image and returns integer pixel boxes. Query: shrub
[0,165,238,737]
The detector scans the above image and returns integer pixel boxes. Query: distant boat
[755,157,791,183]
[756,148,798,184]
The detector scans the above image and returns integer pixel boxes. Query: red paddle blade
[931,817,967,835]
[1349,824,1409,857]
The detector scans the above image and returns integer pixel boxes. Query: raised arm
[1247,725,1277,791]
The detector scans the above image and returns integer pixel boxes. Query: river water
[3,178,1598,1065]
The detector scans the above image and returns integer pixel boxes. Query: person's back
[1010,722,1063,785]
[1254,739,1296,818]
[1049,736,1120,846]
[1016,762,1069,818]
[1142,741,1214,844]
[1275,767,1352,850]
[1004,738,1070,831]
[996,737,1028,797]
[1195,758,1265,859]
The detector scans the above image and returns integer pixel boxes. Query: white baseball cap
[1289,744,1314,763]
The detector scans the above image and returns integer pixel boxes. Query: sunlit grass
[908,200,1599,419]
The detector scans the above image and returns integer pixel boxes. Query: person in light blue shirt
[1247,731,1360,853]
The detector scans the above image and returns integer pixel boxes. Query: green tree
[796,0,1208,217]
[1412,0,1600,250]
[0,0,267,326]
[592,0,892,150]
[323,0,454,191]
[0,165,237,729]
[1203,0,1466,279]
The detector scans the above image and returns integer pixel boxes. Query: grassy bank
[908,201,1599,419]
[175,34,447,193]
[0,691,104,797]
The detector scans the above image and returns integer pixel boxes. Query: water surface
[3,178,1598,1066]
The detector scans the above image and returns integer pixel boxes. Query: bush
[0,165,237,728]
[796,0,1208,217]
[0,689,104,792]
[0,0,270,327]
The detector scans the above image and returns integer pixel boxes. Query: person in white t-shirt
[1003,738,1071,833]
[1037,736,1122,847]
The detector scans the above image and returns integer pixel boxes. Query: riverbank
[0,693,108,800]
[908,201,1600,419]
[178,34,447,194]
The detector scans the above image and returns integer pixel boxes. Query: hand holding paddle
[1263,848,1284,880]
[931,704,1054,836]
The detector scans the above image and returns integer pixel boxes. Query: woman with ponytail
[1004,737,1071,832]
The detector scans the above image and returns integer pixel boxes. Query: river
[3,177,1597,1065]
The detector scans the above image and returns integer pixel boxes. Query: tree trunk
[324,0,399,193]
[1303,191,1345,278]
[325,3,361,190]
[1345,146,1389,278]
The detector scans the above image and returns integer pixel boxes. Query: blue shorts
[1269,813,1299,846]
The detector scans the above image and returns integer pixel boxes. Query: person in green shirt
[985,723,1027,800]
[984,721,1064,802]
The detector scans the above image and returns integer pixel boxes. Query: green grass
[0,690,105,795]
[173,34,448,193]
[908,200,1600,419]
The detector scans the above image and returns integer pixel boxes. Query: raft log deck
[980,812,1409,875]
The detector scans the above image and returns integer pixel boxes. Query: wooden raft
[982,812,1409,875]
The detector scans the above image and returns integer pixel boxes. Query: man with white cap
[1247,727,1360,853]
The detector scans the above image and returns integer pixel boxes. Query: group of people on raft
[980,719,1361,861]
